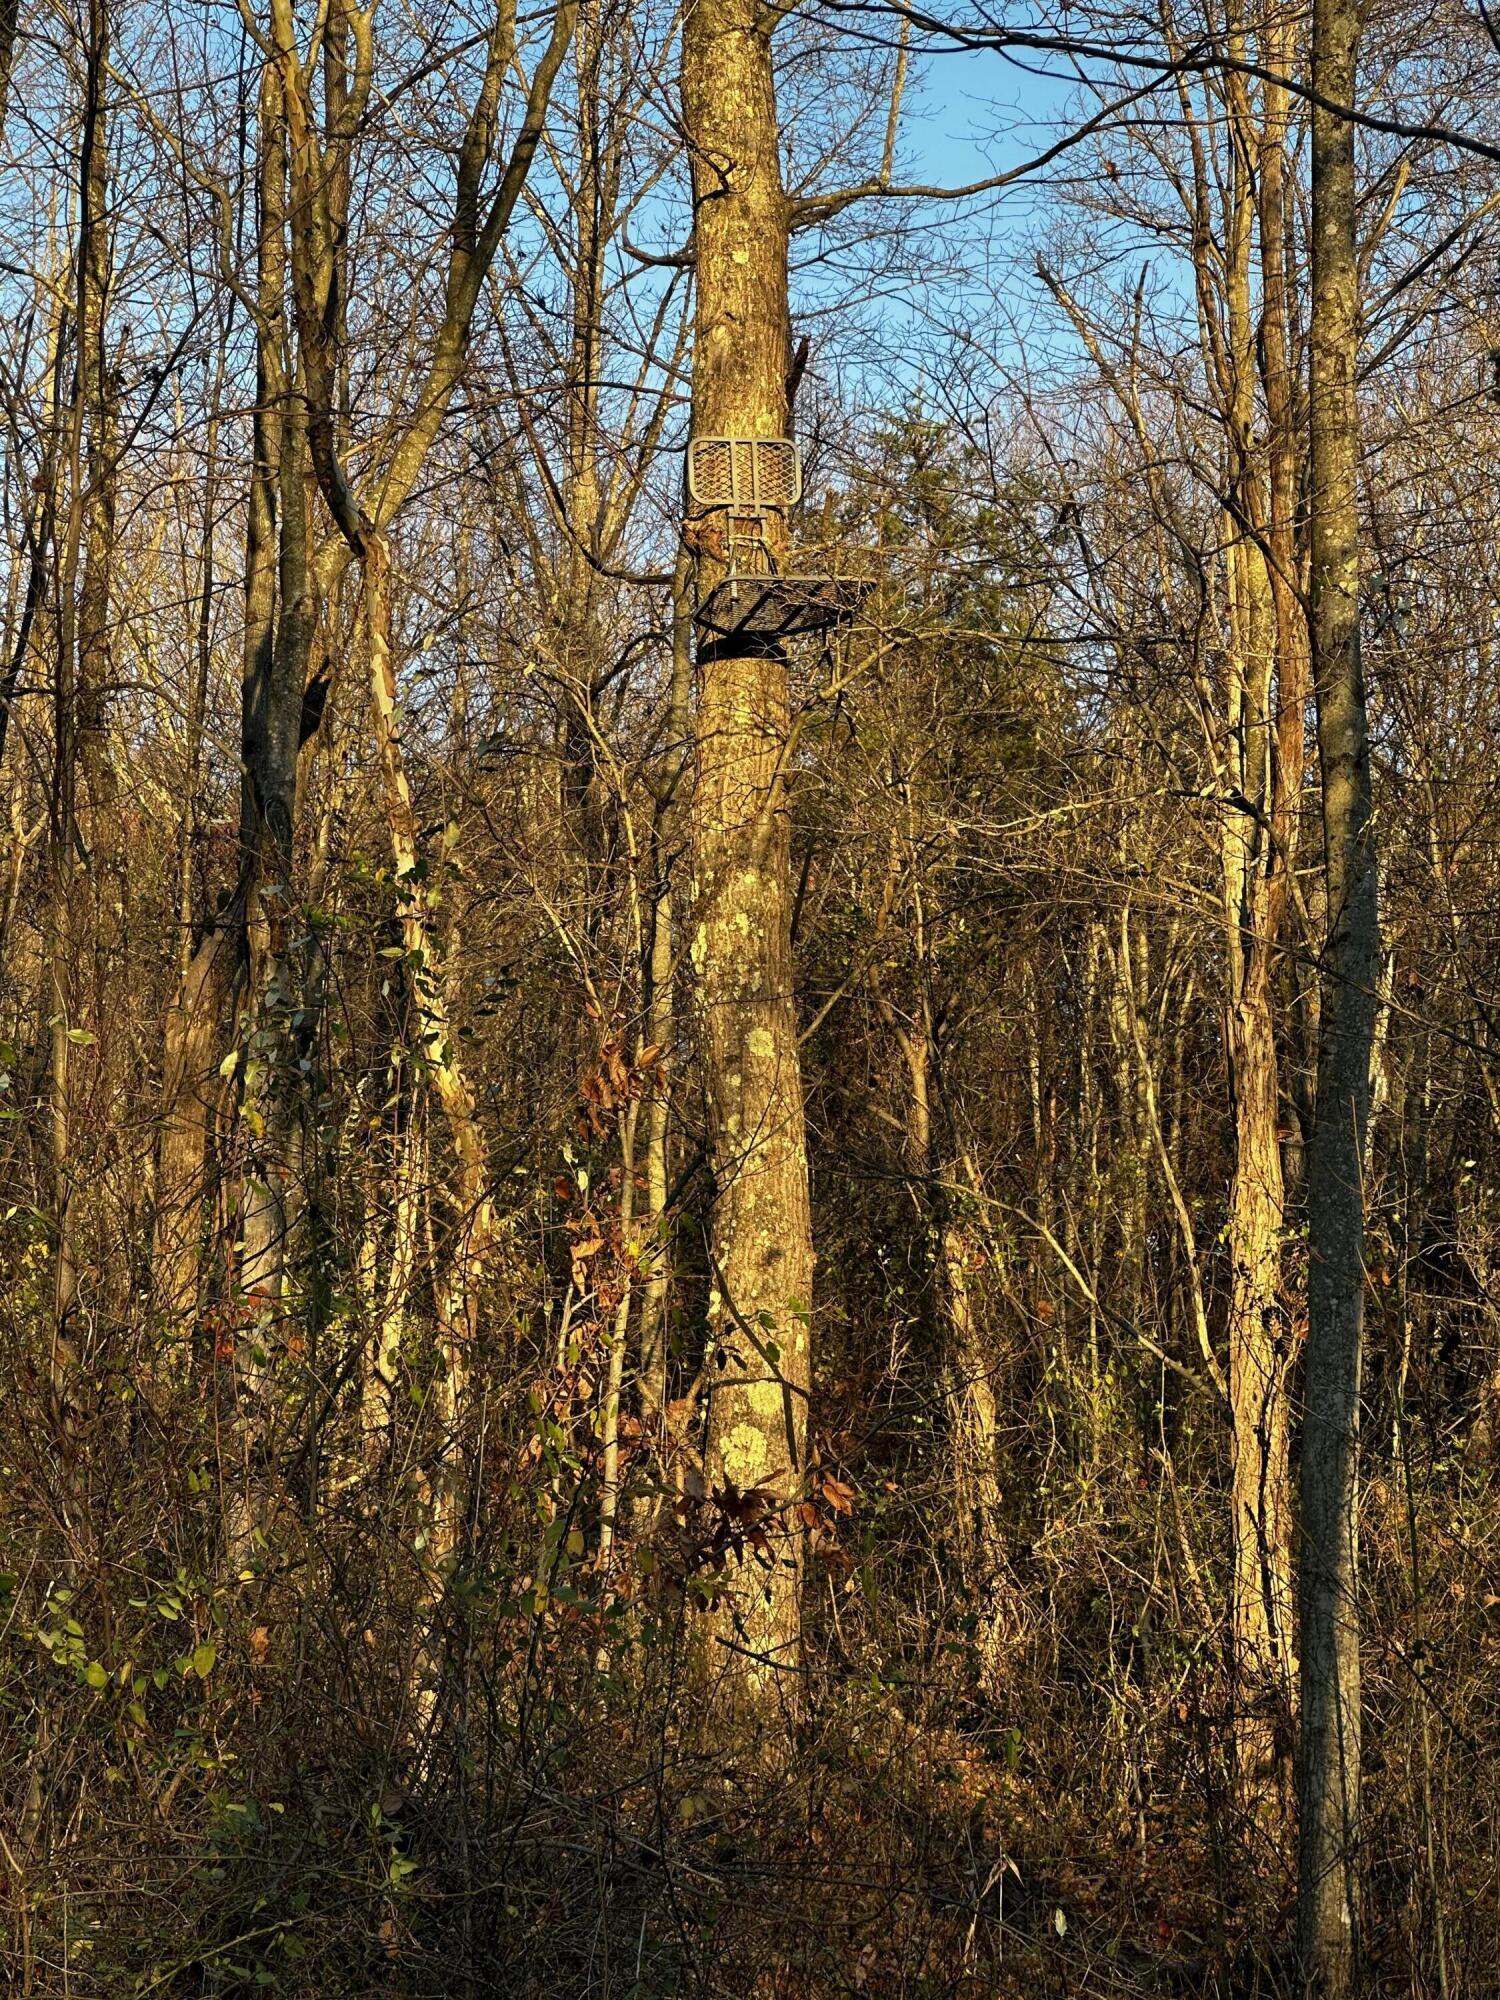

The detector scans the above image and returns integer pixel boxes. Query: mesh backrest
[688,436,802,509]
[753,440,799,507]
[690,439,734,505]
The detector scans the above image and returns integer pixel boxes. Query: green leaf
[192,1642,217,1680]
[84,1660,108,1689]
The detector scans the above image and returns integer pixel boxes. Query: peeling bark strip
[681,0,814,1716]
[1298,0,1379,1983]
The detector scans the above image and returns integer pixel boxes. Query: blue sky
[902,40,1079,203]
[784,41,1092,403]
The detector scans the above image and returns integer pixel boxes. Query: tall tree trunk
[1226,939,1295,1789]
[0,0,19,141]
[555,0,609,966]
[364,535,496,1370]
[154,927,233,1330]
[237,362,311,1329]
[681,0,813,1719]
[636,557,693,1431]
[75,16,117,880]
[871,825,1013,1696]
[1221,124,1296,1799]
[234,51,320,1352]
[271,0,576,1394]
[46,0,110,1455]
[1185,0,1303,1807]
[362,1076,424,1453]
[0,273,67,780]
[153,59,287,1334]
[1298,0,1378,1984]
[149,353,227,1339]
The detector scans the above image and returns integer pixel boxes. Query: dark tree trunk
[1298,0,1378,1984]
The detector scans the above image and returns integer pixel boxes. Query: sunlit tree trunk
[1219,51,1297,1802]
[1161,2,1304,1803]
[681,0,813,1720]
[363,537,495,1371]
[362,1074,424,1453]
[1225,911,1296,1798]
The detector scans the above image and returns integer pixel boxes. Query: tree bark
[237,53,311,1335]
[1226,944,1296,1789]
[46,0,111,1452]
[364,535,496,1366]
[0,0,20,141]
[637,557,693,1430]
[1221,162,1296,1800]
[681,0,813,1720]
[1298,0,1378,1982]
[153,59,288,1335]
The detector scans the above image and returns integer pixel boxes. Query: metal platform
[693,570,872,640]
